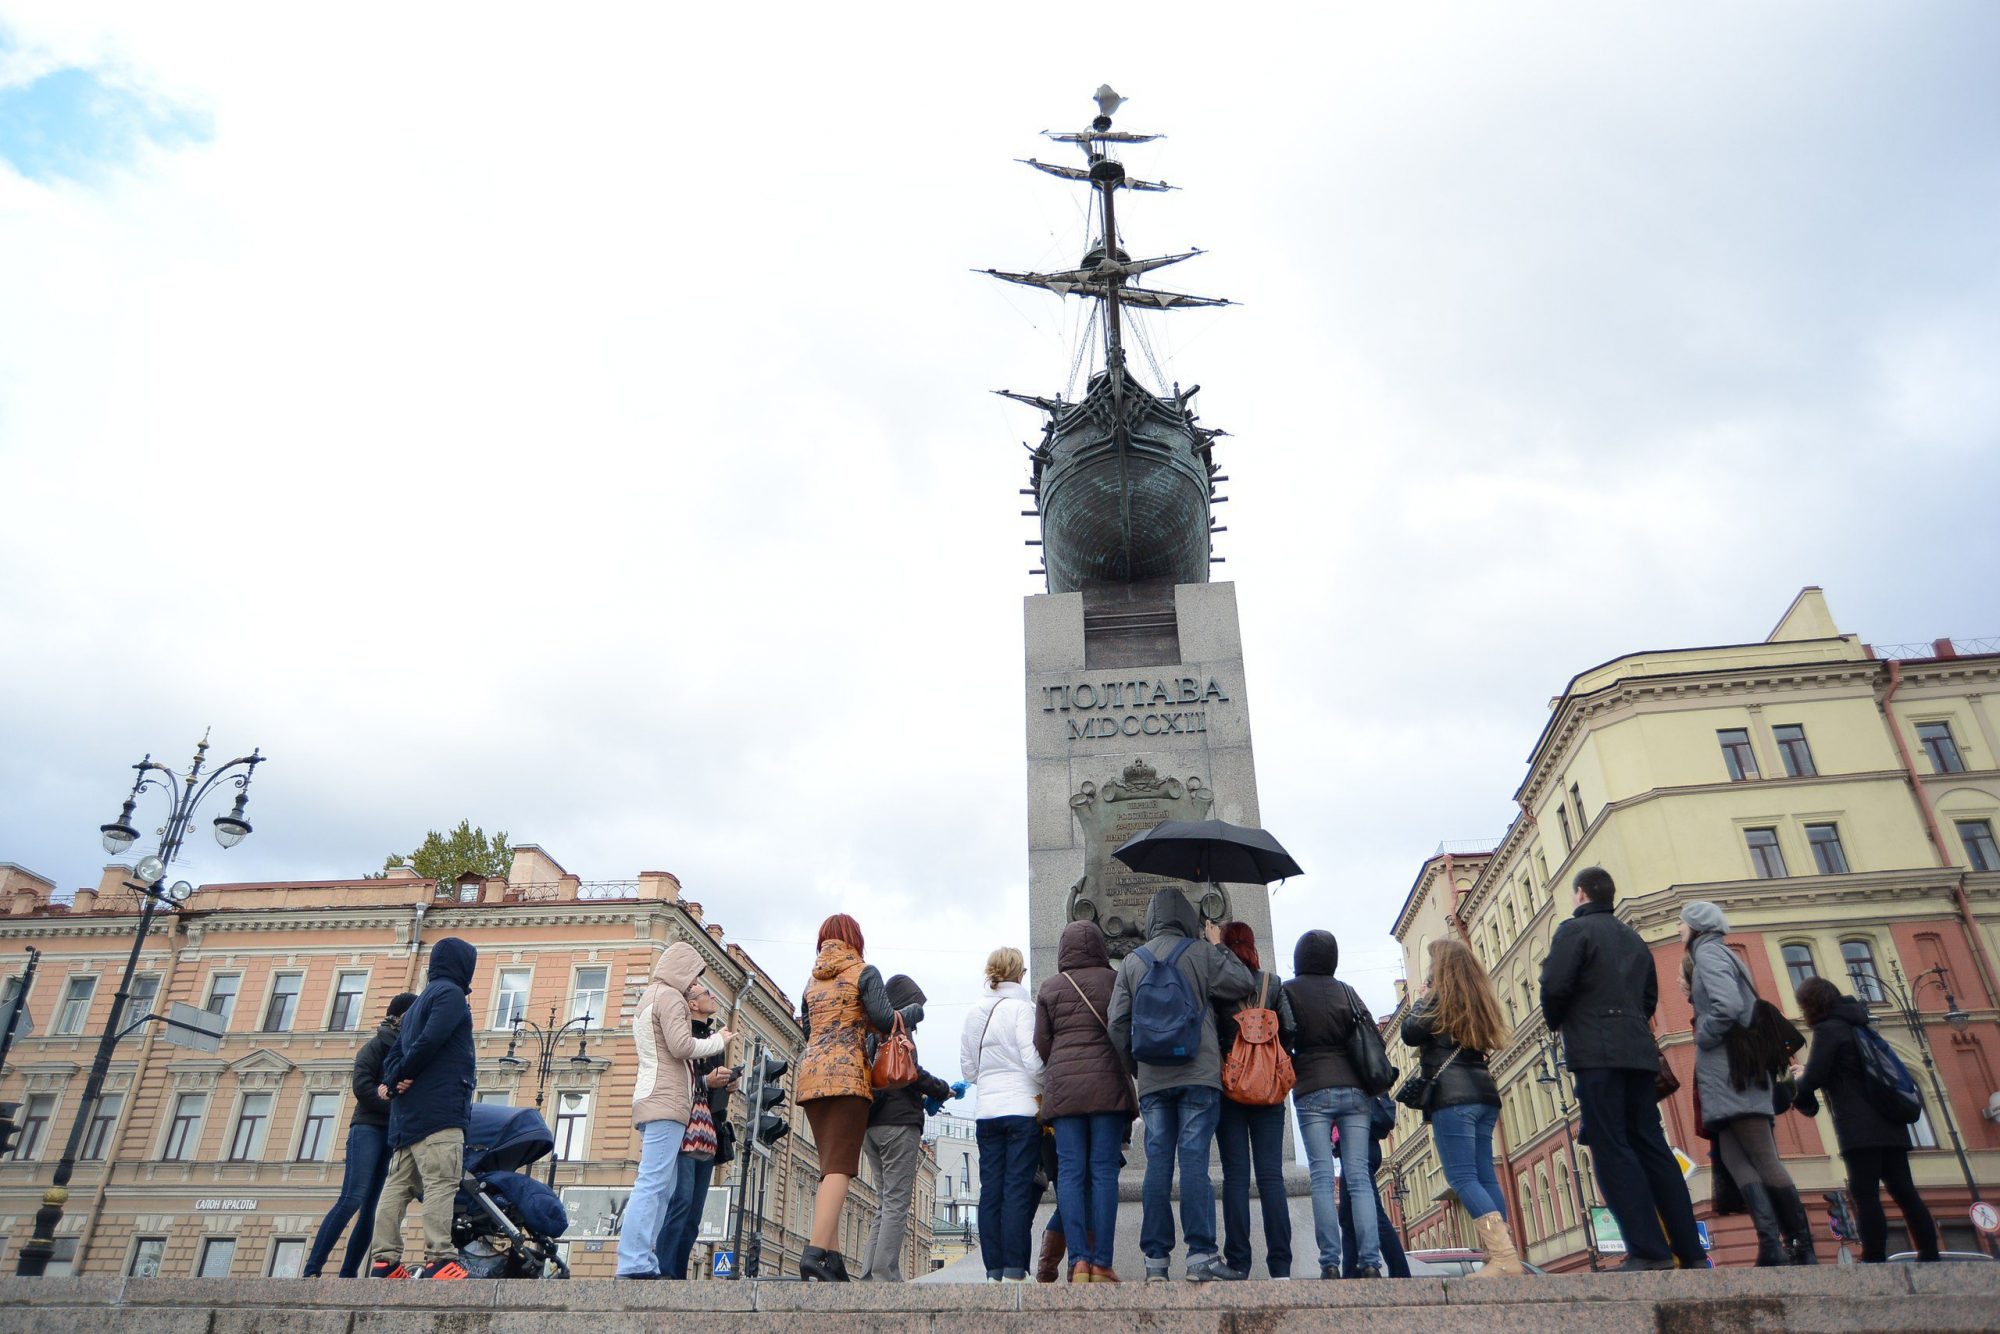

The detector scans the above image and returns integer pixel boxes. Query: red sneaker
[416,1259,469,1281]
[369,1260,408,1279]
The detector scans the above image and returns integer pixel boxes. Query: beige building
[1384,590,2000,1268]
[0,847,933,1280]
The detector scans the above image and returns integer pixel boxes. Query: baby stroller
[452,1103,571,1279]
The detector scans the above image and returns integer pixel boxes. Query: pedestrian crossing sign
[712,1250,735,1279]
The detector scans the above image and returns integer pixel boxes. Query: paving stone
[752,1278,1019,1312]
[1782,1295,1998,1332]
[1901,1260,2000,1295]
[1017,1276,1449,1310]
[212,1309,354,1334]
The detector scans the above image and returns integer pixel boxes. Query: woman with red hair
[795,913,920,1281]
[1214,921,1297,1278]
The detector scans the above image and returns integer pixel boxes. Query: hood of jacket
[427,937,478,992]
[1829,995,1873,1028]
[1681,900,1729,936]
[652,940,705,993]
[812,939,863,980]
[375,1014,402,1043]
[1293,929,1339,976]
[1058,920,1111,972]
[1144,886,1200,941]
[886,973,926,1018]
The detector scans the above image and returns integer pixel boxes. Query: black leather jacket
[1539,901,1661,1072]
[1399,999,1500,1121]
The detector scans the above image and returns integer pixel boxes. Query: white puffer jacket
[961,980,1044,1118]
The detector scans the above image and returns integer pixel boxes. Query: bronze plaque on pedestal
[1066,758,1226,958]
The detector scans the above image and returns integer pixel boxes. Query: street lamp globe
[212,793,252,849]
[133,855,167,885]
[100,799,140,855]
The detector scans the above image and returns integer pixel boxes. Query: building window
[1917,721,1965,774]
[570,966,608,1025]
[1957,819,2000,873]
[262,973,304,1032]
[1910,1103,1939,1149]
[82,1093,125,1160]
[1782,944,1818,993]
[297,1092,340,1161]
[1556,804,1574,852]
[475,1089,512,1105]
[1805,823,1850,875]
[266,1238,306,1278]
[197,1237,237,1278]
[129,973,161,1019]
[205,973,241,1027]
[13,1094,55,1160]
[1773,724,1817,777]
[1570,782,1586,831]
[163,1092,207,1160]
[492,968,532,1030]
[1843,940,1885,1004]
[53,975,97,1036]
[1745,827,1788,878]
[128,1237,167,1278]
[228,1092,273,1161]
[1535,850,1550,885]
[1718,729,1760,781]
[327,972,369,1032]
[553,1091,590,1161]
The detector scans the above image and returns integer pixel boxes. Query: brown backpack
[1221,975,1296,1106]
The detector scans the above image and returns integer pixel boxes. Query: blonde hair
[1423,938,1510,1053]
[985,946,1025,989]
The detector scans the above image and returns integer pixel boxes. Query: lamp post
[1868,960,1990,1256]
[499,1004,593,1186]
[1536,1028,1602,1272]
[16,733,262,1276]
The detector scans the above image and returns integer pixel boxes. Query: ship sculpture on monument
[1006,88,1275,990]
[985,84,1232,596]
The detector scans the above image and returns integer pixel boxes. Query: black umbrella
[1111,818,1303,887]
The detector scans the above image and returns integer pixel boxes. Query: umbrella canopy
[1111,818,1303,886]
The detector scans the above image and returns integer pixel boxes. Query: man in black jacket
[303,992,417,1277]
[859,974,954,1281]
[369,938,478,1280]
[1539,868,1703,1271]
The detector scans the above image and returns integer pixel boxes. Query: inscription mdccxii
[1041,675,1230,742]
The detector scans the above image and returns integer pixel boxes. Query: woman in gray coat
[1682,901,1811,1266]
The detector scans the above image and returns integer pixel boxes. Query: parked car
[1404,1247,1548,1277]
[1887,1251,1996,1263]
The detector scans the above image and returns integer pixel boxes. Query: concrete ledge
[0,1264,1994,1332]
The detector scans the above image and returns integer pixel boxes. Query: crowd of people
[301,862,1947,1282]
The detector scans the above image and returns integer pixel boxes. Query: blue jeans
[1432,1103,1505,1220]
[655,1151,714,1278]
[976,1115,1041,1278]
[304,1121,390,1277]
[1217,1098,1292,1276]
[1139,1084,1222,1262]
[1296,1086,1379,1271]
[1053,1112,1123,1268]
[616,1119,685,1277]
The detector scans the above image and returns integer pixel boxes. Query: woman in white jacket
[961,946,1045,1282]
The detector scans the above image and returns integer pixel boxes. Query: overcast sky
[3,2,1997,1083]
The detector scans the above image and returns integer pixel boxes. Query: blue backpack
[1129,938,1203,1065]
[1852,1023,1924,1124]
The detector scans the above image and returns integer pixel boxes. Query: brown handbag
[1220,976,1298,1107]
[870,1012,919,1092]
[1654,1042,1680,1102]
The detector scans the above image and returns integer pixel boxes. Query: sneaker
[368,1260,408,1280]
[1185,1254,1242,1282]
[1145,1261,1171,1284]
[1353,1265,1383,1279]
[1320,1266,1341,1280]
[415,1259,469,1281]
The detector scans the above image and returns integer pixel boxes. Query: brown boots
[1471,1212,1525,1277]
[1036,1229,1066,1283]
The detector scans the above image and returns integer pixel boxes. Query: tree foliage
[378,820,511,885]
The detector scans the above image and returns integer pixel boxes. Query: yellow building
[1385,589,2000,1268]
[0,847,932,1280]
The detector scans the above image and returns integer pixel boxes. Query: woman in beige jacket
[618,941,732,1278]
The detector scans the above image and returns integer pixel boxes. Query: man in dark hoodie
[369,937,478,1280]
[303,991,418,1278]
[1107,886,1255,1283]
[858,974,955,1281]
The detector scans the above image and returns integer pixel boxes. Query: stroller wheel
[455,1239,512,1280]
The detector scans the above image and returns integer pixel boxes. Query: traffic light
[0,1102,19,1160]
[753,1053,790,1147]
[1824,1189,1854,1241]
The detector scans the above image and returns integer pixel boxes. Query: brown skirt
[802,1095,871,1177]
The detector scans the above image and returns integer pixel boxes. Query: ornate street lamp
[1868,961,1992,1257]
[499,1004,593,1186]
[1536,1028,1602,1272]
[17,733,263,1277]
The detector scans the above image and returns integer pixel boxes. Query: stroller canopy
[464,1103,554,1175]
